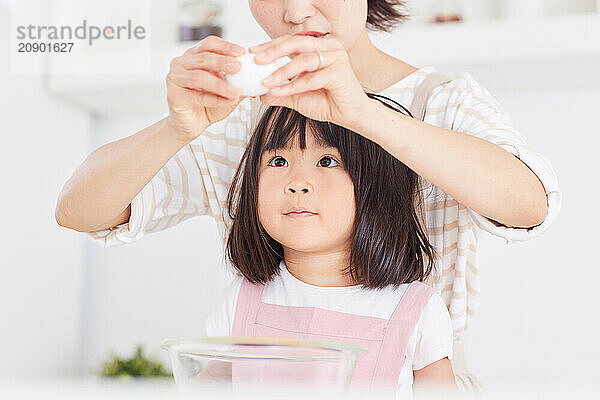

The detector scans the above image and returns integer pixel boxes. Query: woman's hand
[165,36,248,144]
[249,34,371,131]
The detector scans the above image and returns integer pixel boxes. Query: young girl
[203,98,456,397]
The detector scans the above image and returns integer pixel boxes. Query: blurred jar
[429,0,464,23]
[178,0,223,42]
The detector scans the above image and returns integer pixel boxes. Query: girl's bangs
[260,107,336,153]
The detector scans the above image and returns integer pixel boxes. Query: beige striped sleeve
[87,98,255,248]
[440,74,562,245]
[422,183,480,344]
[86,131,213,247]
[190,98,257,247]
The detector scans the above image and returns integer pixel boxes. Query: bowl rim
[159,336,368,356]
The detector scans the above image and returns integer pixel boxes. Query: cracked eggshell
[226,51,292,97]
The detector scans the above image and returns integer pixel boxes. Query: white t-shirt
[204,259,453,398]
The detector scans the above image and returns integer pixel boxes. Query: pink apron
[231,277,435,394]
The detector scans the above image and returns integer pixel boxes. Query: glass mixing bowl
[160,336,368,397]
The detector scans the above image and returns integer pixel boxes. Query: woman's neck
[283,249,357,287]
[346,28,419,94]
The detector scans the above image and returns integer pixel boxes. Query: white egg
[226,50,292,97]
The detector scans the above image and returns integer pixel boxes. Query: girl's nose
[287,187,309,194]
[286,181,312,194]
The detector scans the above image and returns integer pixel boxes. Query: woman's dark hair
[225,93,439,290]
[367,0,413,32]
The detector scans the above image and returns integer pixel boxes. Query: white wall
[464,88,600,391]
[80,115,232,375]
[0,7,91,377]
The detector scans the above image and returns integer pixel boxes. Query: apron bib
[231,277,435,394]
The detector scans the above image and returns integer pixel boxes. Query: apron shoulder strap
[232,276,266,336]
[410,72,453,121]
[372,281,436,384]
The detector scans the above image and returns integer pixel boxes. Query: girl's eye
[267,155,339,167]
[318,156,339,168]
[268,156,288,167]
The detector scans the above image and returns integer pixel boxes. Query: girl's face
[257,131,356,254]
[247,0,367,50]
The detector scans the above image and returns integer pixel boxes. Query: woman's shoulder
[420,67,502,111]
[416,66,481,88]
[383,66,511,141]
[377,66,479,122]
[382,65,485,99]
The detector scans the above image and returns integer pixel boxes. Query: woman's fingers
[248,34,289,54]
[184,35,245,57]
[168,68,241,99]
[262,51,328,88]
[251,34,341,65]
[169,51,242,96]
[165,35,248,142]
[167,36,244,100]
[268,50,346,97]
[177,52,240,74]
[189,89,242,108]
[269,69,329,97]
[169,85,241,108]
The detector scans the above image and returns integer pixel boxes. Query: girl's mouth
[285,211,316,218]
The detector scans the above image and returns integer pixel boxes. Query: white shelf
[46,44,187,118]
[372,13,600,65]
[46,13,600,118]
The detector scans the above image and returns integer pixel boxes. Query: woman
[55,1,562,395]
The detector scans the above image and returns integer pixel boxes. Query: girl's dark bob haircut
[225,93,439,289]
[367,0,413,32]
